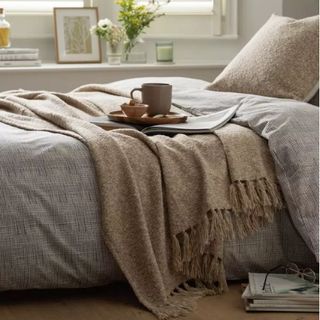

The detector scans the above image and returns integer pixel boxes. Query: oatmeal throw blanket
[0,86,283,319]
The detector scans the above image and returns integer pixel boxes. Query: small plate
[107,111,187,125]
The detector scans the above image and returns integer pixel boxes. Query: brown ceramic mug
[130,83,172,116]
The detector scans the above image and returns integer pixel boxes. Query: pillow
[305,81,319,103]
[206,14,319,101]
[308,89,319,106]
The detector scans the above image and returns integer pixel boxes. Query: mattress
[0,122,316,291]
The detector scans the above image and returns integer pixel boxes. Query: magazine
[241,273,319,313]
[248,273,319,298]
[0,60,41,67]
[242,286,319,312]
[90,117,144,131]
[90,104,240,135]
[0,53,39,61]
[0,48,39,54]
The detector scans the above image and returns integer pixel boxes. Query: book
[0,48,39,54]
[248,272,319,298]
[241,273,319,313]
[90,104,240,135]
[242,286,319,312]
[251,298,317,305]
[0,60,41,67]
[90,118,145,131]
[0,53,39,61]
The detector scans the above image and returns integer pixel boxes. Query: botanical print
[63,16,92,54]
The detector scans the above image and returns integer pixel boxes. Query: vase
[106,41,123,65]
[123,38,147,64]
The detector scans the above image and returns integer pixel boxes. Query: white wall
[283,0,318,19]
[3,0,318,91]
[10,0,284,64]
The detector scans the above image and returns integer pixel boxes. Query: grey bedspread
[0,77,317,291]
[233,97,319,260]
[171,88,319,261]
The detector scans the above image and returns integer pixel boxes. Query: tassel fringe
[230,178,283,214]
[172,177,284,295]
[153,259,227,319]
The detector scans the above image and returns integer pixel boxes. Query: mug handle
[130,87,142,100]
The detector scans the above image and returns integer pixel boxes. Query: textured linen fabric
[224,210,317,279]
[232,97,319,260]
[168,85,319,261]
[206,14,319,101]
[0,120,314,292]
[0,77,315,294]
[0,77,317,318]
[0,84,283,319]
[0,122,124,290]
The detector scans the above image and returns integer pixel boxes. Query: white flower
[98,18,113,30]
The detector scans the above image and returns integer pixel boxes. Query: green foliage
[117,0,168,56]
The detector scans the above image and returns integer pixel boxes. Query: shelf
[0,61,228,73]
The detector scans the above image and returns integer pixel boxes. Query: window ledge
[11,33,239,40]
[0,60,228,73]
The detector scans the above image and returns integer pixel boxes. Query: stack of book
[242,272,319,312]
[0,48,41,67]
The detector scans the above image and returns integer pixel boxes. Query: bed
[0,75,317,281]
[0,103,316,291]
[1,14,318,319]
[0,75,318,318]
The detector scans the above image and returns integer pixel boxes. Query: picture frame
[54,7,101,64]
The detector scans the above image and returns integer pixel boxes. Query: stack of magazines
[0,48,41,67]
[242,273,319,312]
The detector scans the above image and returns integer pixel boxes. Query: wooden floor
[0,282,318,320]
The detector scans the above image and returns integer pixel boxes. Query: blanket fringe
[230,178,283,213]
[172,178,284,285]
[150,298,197,320]
[152,258,227,320]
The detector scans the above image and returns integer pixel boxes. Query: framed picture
[54,7,101,63]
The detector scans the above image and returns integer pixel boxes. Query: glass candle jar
[156,41,174,63]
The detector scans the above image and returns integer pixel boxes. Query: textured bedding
[0,82,286,318]
[0,77,317,297]
[0,122,315,291]
[87,77,319,261]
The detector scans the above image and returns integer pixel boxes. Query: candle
[156,41,174,63]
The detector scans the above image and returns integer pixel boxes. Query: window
[2,0,83,14]
[6,0,237,40]
[160,0,214,15]
[139,0,214,15]
[139,0,233,38]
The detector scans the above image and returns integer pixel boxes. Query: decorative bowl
[121,100,149,118]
